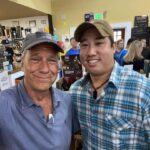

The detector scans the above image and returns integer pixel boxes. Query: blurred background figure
[123,40,144,73]
[114,39,127,66]
[57,40,65,78]
[125,38,136,49]
[140,38,150,60]
[65,37,80,56]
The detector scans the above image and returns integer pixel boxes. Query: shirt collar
[109,62,122,89]
[80,62,121,89]
[17,81,34,109]
[51,87,63,108]
[17,81,62,109]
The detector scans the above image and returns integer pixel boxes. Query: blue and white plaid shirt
[70,62,150,150]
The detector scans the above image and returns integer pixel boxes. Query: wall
[9,0,52,14]
[0,16,48,28]
[0,16,49,37]
[51,0,150,42]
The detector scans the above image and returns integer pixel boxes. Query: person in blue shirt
[0,32,73,150]
[114,39,127,66]
[70,20,150,149]
[65,37,80,56]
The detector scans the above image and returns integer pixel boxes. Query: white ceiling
[0,0,46,20]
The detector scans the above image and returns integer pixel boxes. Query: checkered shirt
[70,62,150,150]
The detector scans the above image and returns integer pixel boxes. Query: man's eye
[80,43,88,48]
[48,59,57,64]
[96,41,104,46]
[96,42,102,45]
[31,58,40,62]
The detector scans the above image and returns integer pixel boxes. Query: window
[113,28,125,41]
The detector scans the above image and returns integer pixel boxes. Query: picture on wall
[29,20,36,27]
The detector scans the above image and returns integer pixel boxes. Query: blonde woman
[123,40,144,72]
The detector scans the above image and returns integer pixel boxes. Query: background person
[141,38,150,60]
[123,40,144,72]
[0,32,73,150]
[70,20,150,149]
[65,37,80,56]
[125,38,136,49]
[114,39,127,66]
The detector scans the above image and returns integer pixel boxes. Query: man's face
[117,40,124,50]
[79,27,115,77]
[70,39,78,48]
[22,43,58,92]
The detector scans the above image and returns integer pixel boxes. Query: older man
[0,32,72,150]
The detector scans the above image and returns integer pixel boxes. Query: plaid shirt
[70,63,150,150]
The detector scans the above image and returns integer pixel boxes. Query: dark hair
[116,39,123,45]
[127,38,136,47]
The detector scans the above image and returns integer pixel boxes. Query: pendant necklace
[92,79,108,99]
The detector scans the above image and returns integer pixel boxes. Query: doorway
[113,28,125,41]
[111,22,132,47]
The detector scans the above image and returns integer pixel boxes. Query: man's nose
[39,60,50,73]
[87,44,97,55]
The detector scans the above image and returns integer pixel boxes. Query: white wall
[0,15,49,34]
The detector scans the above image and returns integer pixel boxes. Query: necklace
[92,79,109,99]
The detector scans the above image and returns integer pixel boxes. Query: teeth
[88,60,98,64]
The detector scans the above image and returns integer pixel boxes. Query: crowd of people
[114,37,150,73]
[0,20,150,150]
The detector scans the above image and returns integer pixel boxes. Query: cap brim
[22,39,64,53]
[74,22,95,42]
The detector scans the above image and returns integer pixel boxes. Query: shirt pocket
[105,114,137,147]
[53,116,67,126]
[105,114,136,131]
